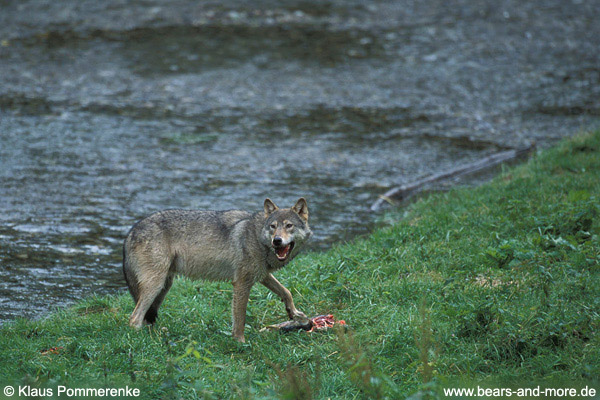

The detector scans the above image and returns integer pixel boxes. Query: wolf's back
[122,209,259,299]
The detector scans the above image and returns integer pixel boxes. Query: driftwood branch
[370,143,535,211]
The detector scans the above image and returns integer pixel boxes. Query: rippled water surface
[1,0,599,322]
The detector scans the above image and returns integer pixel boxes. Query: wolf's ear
[292,198,309,221]
[264,198,279,217]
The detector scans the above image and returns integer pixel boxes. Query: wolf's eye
[285,223,294,229]
[270,223,277,230]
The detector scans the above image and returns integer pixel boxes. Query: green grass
[1,132,599,399]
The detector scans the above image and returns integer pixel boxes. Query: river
[0,0,599,322]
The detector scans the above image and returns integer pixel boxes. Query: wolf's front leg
[260,273,307,321]
[232,278,253,342]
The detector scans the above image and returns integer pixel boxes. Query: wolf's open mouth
[275,242,295,261]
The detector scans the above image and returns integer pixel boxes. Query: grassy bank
[1,132,599,399]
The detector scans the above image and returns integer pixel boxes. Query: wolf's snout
[272,236,283,247]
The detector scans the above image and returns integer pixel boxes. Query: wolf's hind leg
[144,272,175,324]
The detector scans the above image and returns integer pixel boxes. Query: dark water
[1,0,599,323]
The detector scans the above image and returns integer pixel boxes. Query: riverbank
[1,131,598,399]
[3,0,600,323]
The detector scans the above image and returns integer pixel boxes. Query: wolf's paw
[291,310,308,322]
[234,334,246,343]
[129,319,144,330]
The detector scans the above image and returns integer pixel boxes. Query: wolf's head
[260,197,312,264]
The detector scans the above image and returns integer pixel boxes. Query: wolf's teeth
[276,245,290,258]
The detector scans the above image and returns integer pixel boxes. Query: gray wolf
[123,198,312,342]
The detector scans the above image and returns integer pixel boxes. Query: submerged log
[370,143,535,211]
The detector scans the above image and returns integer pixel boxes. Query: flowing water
[0,0,599,323]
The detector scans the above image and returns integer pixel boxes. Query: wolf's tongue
[276,245,290,258]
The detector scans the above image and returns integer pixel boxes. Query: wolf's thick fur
[123,198,311,342]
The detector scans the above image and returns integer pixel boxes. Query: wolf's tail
[122,241,140,304]
[122,235,163,325]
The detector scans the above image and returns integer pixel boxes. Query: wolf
[123,198,312,342]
